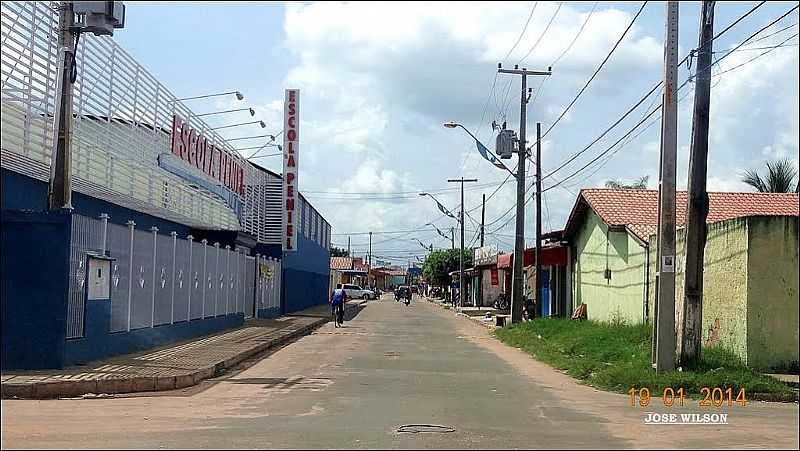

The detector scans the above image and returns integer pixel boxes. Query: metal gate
[256,256,281,317]
[66,213,258,337]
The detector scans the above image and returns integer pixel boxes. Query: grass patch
[494,318,795,399]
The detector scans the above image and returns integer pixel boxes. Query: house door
[541,268,551,317]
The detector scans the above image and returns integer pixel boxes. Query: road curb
[1,302,365,400]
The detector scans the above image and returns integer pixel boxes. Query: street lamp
[174,90,244,102]
[210,120,266,131]
[224,133,276,142]
[445,120,522,321]
[419,192,458,220]
[194,107,255,118]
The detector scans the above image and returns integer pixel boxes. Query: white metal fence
[2,1,242,231]
[68,213,257,338]
[1,1,330,247]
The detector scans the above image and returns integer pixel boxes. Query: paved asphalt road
[3,295,798,449]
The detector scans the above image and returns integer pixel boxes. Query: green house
[563,189,799,370]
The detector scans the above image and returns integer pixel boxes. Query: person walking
[330,286,347,328]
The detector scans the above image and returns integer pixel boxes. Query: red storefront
[496,244,570,317]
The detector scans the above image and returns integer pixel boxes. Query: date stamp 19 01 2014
[629,387,748,408]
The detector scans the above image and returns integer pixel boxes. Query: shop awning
[496,246,568,269]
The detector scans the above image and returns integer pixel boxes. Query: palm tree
[605,175,649,189]
[741,159,799,193]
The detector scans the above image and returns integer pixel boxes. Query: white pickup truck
[335,283,376,300]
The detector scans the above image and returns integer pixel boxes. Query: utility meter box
[496,129,516,159]
[72,1,126,36]
[86,253,115,300]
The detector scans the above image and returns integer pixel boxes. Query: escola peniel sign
[282,89,299,252]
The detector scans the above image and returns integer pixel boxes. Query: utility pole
[680,0,715,366]
[347,236,351,256]
[448,177,478,309]
[49,2,76,210]
[534,122,543,318]
[450,227,455,250]
[497,64,551,323]
[655,1,679,373]
[368,231,373,288]
[480,193,486,247]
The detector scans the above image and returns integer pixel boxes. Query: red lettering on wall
[188,133,198,167]
[287,130,297,141]
[287,156,296,167]
[171,116,183,157]
[286,198,294,211]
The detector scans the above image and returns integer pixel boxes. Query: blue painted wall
[282,232,330,313]
[1,210,72,370]
[64,299,243,366]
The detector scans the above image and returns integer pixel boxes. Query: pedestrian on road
[330,287,346,328]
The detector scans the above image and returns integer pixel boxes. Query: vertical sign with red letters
[282,89,299,252]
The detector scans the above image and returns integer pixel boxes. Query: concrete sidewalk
[1,300,367,399]
[421,296,500,330]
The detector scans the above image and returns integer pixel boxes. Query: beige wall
[746,216,799,370]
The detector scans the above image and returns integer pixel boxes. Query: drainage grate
[396,424,455,434]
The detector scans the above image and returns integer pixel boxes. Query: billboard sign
[474,245,498,266]
[282,89,299,252]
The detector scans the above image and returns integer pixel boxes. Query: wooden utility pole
[497,64,551,324]
[679,0,715,366]
[448,177,478,309]
[655,1,679,373]
[49,2,76,210]
[534,122,542,317]
[480,193,486,247]
[450,227,455,250]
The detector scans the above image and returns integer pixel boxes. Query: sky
[114,1,800,266]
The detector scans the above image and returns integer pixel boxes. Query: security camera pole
[49,1,125,210]
[48,2,76,210]
[497,64,551,323]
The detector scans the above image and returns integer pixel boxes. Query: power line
[536,1,781,182]
[539,1,648,141]
[542,12,799,194]
[498,2,564,117]
[504,2,539,62]
[551,1,598,67]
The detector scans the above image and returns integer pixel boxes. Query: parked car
[336,283,377,300]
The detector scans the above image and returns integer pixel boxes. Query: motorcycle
[522,297,536,321]
[404,290,412,306]
[493,293,510,311]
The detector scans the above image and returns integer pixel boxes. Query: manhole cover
[396,424,455,434]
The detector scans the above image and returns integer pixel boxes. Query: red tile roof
[565,189,799,242]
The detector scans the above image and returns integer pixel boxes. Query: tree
[421,248,473,287]
[330,246,349,257]
[741,158,799,193]
[605,176,649,189]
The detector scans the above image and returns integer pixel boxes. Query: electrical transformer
[495,129,517,159]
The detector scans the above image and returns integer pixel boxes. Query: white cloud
[265,2,799,256]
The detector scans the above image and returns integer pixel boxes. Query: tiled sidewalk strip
[1,301,366,399]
